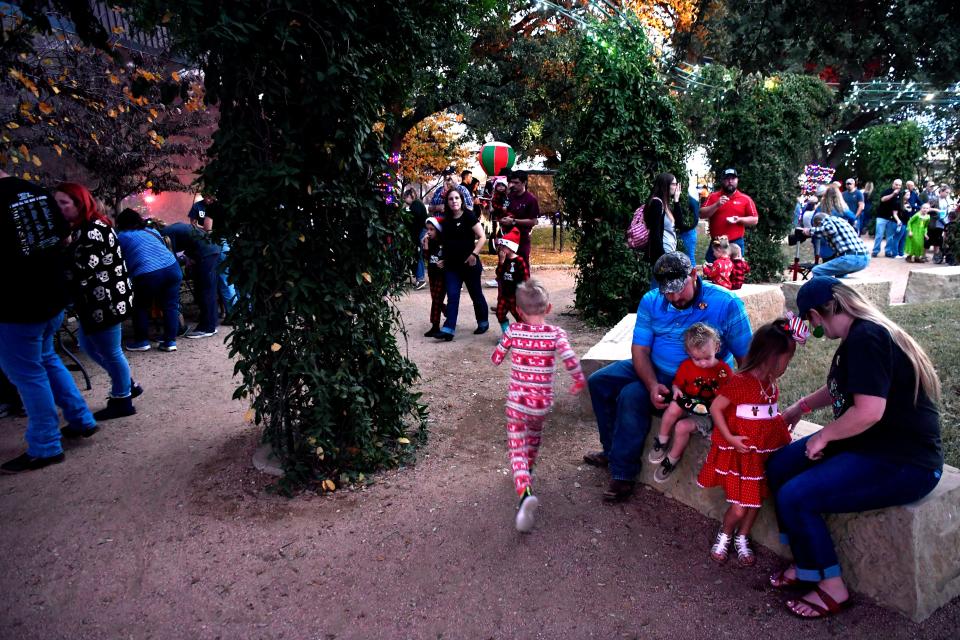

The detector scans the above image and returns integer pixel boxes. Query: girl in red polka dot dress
[697,315,809,566]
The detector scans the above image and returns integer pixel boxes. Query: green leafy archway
[556,16,688,325]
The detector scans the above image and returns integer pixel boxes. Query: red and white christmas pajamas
[492,323,586,496]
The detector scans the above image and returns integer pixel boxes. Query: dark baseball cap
[722,168,738,178]
[796,276,840,318]
[653,252,693,294]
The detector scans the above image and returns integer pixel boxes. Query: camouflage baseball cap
[653,252,694,294]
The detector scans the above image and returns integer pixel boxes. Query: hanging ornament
[477,142,516,177]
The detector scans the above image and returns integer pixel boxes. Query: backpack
[626,205,650,249]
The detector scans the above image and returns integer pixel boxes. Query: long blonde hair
[817,283,941,404]
[821,186,845,216]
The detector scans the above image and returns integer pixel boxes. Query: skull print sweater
[66,219,134,333]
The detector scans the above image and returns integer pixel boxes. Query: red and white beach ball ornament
[477,142,516,178]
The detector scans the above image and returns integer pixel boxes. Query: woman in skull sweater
[55,183,139,421]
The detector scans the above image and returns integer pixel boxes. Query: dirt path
[0,268,956,639]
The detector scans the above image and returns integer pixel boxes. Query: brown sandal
[786,586,850,619]
[769,566,801,588]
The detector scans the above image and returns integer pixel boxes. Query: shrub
[556,18,688,325]
[150,1,452,490]
[706,72,836,282]
[854,121,925,186]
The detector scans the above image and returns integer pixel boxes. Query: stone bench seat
[636,417,959,622]
[903,266,960,304]
[782,275,891,312]
[579,306,959,620]
[581,283,785,380]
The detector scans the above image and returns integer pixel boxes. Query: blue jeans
[414,228,427,282]
[217,241,236,315]
[77,323,131,398]
[811,253,869,278]
[132,263,182,344]
[587,359,670,481]
[766,436,941,582]
[896,222,908,256]
[677,227,697,263]
[441,260,488,335]
[872,219,898,256]
[704,236,744,263]
[0,312,95,457]
[194,253,220,333]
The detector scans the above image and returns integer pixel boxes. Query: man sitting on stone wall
[583,252,753,501]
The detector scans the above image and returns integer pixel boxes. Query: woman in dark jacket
[54,183,139,420]
[643,173,679,265]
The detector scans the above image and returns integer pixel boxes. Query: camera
[788,227,809,246]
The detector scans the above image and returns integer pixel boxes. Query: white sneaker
[515,493,540,533]
[485,279,499,288]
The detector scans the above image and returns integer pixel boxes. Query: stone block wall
[903,266,960,304]
[782,276,891,314]
[635,418,960,621]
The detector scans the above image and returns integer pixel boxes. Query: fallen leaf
[270,343,282,352]
[397,437,411,445]
[361,272,372,283]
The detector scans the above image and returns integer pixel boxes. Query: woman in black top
[766,276,942,618]
[435,189,488,341]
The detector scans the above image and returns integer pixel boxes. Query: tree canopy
[1,4,213,210]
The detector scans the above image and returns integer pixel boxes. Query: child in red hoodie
[729,242,751,290]
[495,228,529,333]
[703,235,734,290]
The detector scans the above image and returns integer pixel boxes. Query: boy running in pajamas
[491,279,586,532]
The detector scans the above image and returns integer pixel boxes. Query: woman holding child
[766,276,943,619]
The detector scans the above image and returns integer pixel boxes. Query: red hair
[55,182,112,227]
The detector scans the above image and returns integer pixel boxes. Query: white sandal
[734,533,756,566]
[711,530,731,563]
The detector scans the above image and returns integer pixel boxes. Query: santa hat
[498,227,521,253]
[425,216,442,232]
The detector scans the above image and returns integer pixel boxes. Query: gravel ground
[0,267,957,639]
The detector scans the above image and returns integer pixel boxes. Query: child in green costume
[905,202,931,263]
